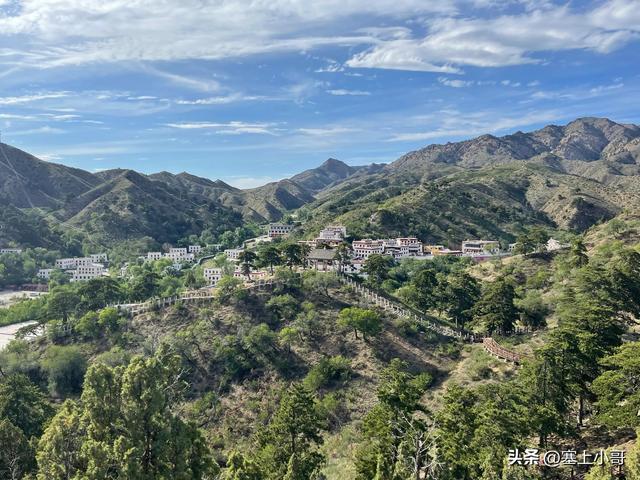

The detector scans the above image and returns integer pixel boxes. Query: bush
[304,356,352,390]
[41,345,87,397]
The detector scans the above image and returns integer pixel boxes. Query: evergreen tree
[364,254,394,285]
[256,383,325,480]
[257,244,283,274]
[36,350,217,480]
[338,307,382,341]
[471,278,518,334]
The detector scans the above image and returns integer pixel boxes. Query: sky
[0,0,639,188]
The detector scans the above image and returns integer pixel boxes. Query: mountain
[2,117,639,248]
[0,142,100,209]
[0,144,366,247]
[299,118,640,243]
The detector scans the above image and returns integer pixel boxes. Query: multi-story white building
[224,248,244,261]
[37,269,54,280]
[55,257,93,270]
[147,252,163,261]
[165,248,194,262]
[352,239,385,259]
[461,240,500,256]
[90,253,108,263]
[188,245,202,254]
[203,268,223,286]
[70,264,107,282]
[319,226,347,241]
[0,248,23,254]
[268,223,294,238]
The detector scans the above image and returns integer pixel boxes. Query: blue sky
[0,0,639,188]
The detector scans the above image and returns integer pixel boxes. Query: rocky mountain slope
[1,117,639,248]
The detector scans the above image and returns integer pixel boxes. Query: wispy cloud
[165,121,279,135]
[0,92,69,105]
[326,89,371,96]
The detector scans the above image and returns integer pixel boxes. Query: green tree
[441,272,480,328]
[256,383,324,480]
[237,250,257,280]
[569,238,588,268]
[364,254,394,285]
[592,342,640,429]
[0,373,54,438]
[338,307,383,341]
[36,350,217,480]
[46,286,80,322]
[471,279,518,334]
[282,244,304,270]
[41,345,87,397]
[411,268,438,311]
[258,244,283,274]
[0,418,34,480]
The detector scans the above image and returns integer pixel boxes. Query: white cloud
[176,94,267,105]
[326,89,371,96]
[438,77,474,88]
[0,92,68,104]
[346,1,640,72]
[297,127,361,136]
[165,121,278,135]
[388,110,562,142]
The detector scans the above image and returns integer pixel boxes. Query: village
[1,222,569,290]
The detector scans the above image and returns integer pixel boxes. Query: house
[147,252,163,261]
[188,245,202,254]
[203,268,223,286]
[342,259,365,274]
[55,257,93,270]
[424,245,446,255]
[233,268,267,281]
[90,253,108,263]
[70,263,107,282]
[165,248,194,262]
[461,240,500,256]
[0,248,23,254]
[319,225,347,241]
[546,238,569,252]
[268,223,294,238]
[352,239,385,259]
[306,248,336,271]
[37,269,54,280]
[224,248,244,261]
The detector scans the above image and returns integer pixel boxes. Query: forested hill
[1,217,640,478]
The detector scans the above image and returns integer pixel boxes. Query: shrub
[41,345,87,397]
[304,356,352,390]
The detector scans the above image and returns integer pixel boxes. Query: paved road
[0,321,38,350]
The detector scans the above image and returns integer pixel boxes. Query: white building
[352,239,385,259]
[0,248,23,254]
[70,263,107,282]
[90,253,108,263]
[37,269,54,280]
[165,248,194,262]
[188,245,202,254]
[55,257,93,270]
[203,268,223,286]
[319,226,347,241]
[147,252,163,261]
[461,240,500,256]
[268,223,294,238]
[224,248,244,261]
[343,259,365,274]
[233,268,267,280]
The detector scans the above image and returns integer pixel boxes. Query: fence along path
[111,278,276,315]
[337,274,472,341]
[482,337,523,364]
[338,274,527,364]
[110,273,523,364]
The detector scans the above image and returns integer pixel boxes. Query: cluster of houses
[37,253,109,283]
[0,248,23,254]
[139,245,203,265]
